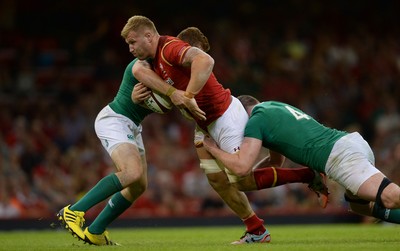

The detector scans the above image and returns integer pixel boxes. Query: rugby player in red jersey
[122,16,328,244]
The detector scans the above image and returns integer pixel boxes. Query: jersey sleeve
[244,108,265,140]
[162,39,191,66]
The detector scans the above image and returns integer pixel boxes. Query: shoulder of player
[160,36,191,66]
[159,35,187,49]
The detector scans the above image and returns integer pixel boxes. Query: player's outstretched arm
[253,150,285,169]
[203,136,263,177]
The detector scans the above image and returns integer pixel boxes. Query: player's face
[125,30,151,60]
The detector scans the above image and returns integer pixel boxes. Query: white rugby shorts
[194,96,249,182]
[325,132,380,195]
[94,105,145,156]
[195,96,248,153]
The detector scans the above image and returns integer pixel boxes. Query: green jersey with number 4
[244,101,347,173]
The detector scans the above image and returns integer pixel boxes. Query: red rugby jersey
[152,36,231,130]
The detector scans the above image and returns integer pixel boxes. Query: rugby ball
[144,91,173,114]
[179,108,194,121]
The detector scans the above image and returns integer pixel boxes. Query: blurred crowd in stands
[1,1,400,221]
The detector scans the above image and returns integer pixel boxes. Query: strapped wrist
[184,91,196,99]
[166,86,176,97]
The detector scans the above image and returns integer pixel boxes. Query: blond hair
[121,15,158,39]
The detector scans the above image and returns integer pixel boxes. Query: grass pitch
[0,224,398,251]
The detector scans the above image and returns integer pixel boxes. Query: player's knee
[208,175,230,191]
[232,178,255,191]
[120,165,145,185]
[200,159,222,173]
[231,182,246,191]
[124,181,147,202]
[200,159,224,184]
[374,177,399,209]
[206,172,230,192]
[135,178,148,195]
[381,184,400,209]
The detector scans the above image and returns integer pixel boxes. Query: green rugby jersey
[245,101,347,172]
[108,59,153,125]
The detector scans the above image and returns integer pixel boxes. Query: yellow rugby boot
[83,227,119,246]
[57,205,85,240]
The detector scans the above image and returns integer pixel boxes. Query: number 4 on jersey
[285,105,310,120]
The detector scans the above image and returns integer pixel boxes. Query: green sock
[372,202,400,223]
[70,173,123,212]
[88,192,132,234]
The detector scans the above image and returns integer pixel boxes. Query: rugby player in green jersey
[203,95,400,224]
[56,26,327,246]
[57,58,155,245]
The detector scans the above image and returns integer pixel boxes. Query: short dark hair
[237,95,260,108]
[177,27,210,52]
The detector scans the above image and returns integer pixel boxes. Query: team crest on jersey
[158,63,174,85]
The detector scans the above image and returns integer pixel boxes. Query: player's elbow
[132,61,148,79]
[197,53,214,70]
[235,170,250,178]
[206,54,215,69]
[233,164,252,177]
[132,66,143,79]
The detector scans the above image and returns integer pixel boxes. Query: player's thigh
[196,145,223,175]
[326,132,379,196]
[208,96,248,153]
[95,106,146,176]
[357,173,388,201]
[195,131,251,187]
[358,176,400,208]
[111,142,145,177]
[194,124,247,187]
[196,144,213,159]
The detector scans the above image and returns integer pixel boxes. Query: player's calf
[371,177,400,224]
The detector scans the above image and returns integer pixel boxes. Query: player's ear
[145,31,153,42]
